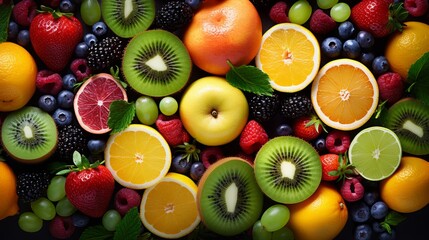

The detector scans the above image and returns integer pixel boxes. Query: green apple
[179,76,248,146]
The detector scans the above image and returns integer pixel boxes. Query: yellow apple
[180,76,248,146]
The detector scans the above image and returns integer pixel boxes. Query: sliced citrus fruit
[104,124,171,189]
[311,59,379,131]
[348,126,402,181]
[255,23,321,93]
[140,172,200,239]
[74,73,127,134]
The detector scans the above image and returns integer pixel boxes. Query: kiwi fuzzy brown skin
[384,97,429,156]
[197,157,263,237]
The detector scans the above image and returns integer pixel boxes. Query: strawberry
[292,115,325,141]
[320,154,354,181]
[239,120,269,155]
[62,151,115,218]
[350,0,408,38]
[156,114,191,147]
[29,6,83,72]
[309,9,337,35]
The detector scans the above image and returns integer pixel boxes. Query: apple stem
[211,109,218,118]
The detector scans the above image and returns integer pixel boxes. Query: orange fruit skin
[0,42,37,112]
[183,0,262,75]
[287,183,348,240]
[0,161,19,220]
[380,156,429,213]
[385,21,429,81]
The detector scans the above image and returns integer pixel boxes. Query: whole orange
[287,183,348,240]
[182,0,262,75]
[0,42,37,112]
[0,160,19,220]
[380,156,429,213]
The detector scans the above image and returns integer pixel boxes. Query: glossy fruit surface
[135,96,159,126]
[260,204,290,232]
[0,161,19,220]
[31,197,56,221]
[18,212,43,233]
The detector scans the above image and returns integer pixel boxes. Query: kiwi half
[384,98,429,155]
[101,0,155,38]
[122,29,192,97]
[254,136,322,204]
[197,157,263,237]
[1,106,58,163]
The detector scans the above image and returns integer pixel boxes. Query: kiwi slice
[254,136,322,204]
[101,0,155,38]
[122,29,192,97]
[384,98,429,155]
[197,157,263,237]
[1,106,58,163]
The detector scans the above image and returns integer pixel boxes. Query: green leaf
[113,207,142,240]
[0,2,13,43]
[107,100,136,134]
[73,151,82,167]
[384,211,406,226]
[225,60,273,96]
[80,225,114,240]
[408,52,429,105]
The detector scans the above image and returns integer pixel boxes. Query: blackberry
[17,169,50,203]
[248,92,280,122]
[156,1,194,31]
[280,93,312,120]
[86,36,126,72]
[56,124,87,162]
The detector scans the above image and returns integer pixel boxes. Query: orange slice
[255,23,321,93]
[140,172,200,239]
[104,124,171,189]
[311,59,379,131]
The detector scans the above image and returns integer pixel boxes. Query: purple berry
[57,90,75,109]
[343,39,361,59]
[38,95,57,113]
[49,216,76,239]
[92,21,108,37]
[371,201,389,219]
[354,224,373,240]
[52,108,73,127]
[350,201,371,223]
[171,154,193,174]
[87,139,106,155]
[114,188,142,216]
[321,37,342,58]
[356,31,375,49]
[190,161,205,182]
[71,213,90,228]
[62,73,78,90]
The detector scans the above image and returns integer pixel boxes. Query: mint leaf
[226,61,273,96]
[107,100,136,134]
[408,52,429,105]
[80,225,114,240]
[381,211,407,234]
[0,2,13,43]
[113,207,142,240]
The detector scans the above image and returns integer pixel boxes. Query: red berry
[201,146,224,169]
[269,1,289,23]
[340,177,365,202]
[49,216,76,239]
[293,115,324,142]
[320,153,341,181]
[325,130,351,154]
[239,120,269,155]
[404,0,429,17]
[36,70,63,95]
[12,0,37,27]
[114,188,142,216]
[155,114,191,147]
[377,72,404,105]
[309,9,337,35]
[70,59,92,82]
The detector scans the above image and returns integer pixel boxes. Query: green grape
[159,96,179,116]
[56,196,77,217]
[47,175,66,202]
[252,220,272,240]
[18,212,43,233]
[330,3,351,22]
[102,209,122,231]
[80,0,101,26]
[288,0,312,25]
[260,204,291,232]
[135,96,159,125]
[31,197,56,221]
[272,226,294,240]
[317,0,338,9]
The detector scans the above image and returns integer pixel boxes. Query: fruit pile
[0,0,428,240]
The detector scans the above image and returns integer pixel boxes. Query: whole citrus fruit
[287,183,348,240]
[182,0,262,75]
[0,160,19,220]
[380,156,429,213]
[0,42,37,112]
[385,21,429,80]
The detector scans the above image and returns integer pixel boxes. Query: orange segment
[104,124,171,189]
[140,172,200,238]
[255,23,320,93]
[311,59,379,131]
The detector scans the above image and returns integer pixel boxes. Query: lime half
[348,126,402,181]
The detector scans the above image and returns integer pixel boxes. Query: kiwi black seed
[122,29,192,97]
[254,136,322,204]
[101,0,156,38]
[1,106,58,163]
[197,157,263,237]
[384,98,429,155]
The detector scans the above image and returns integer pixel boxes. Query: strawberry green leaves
[407,52,429,105]
[226,60,273,96]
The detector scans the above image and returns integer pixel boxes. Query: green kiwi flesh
[122,29,192,97]
[254,136,322,204]
[197,157,263,236]
[384,98,429,155]
[1,106,58,163]
[101,0,155,38]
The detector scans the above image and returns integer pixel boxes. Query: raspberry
[377,72,404,105]
[404,0,429,17]
[155,114,191,147]
[49,216,76,239]
[239,120,269,155]
[269,1,289,23]
[309,9,337,35]
[340,177,365,202]
[36,70,63,95]
[201,146,224,169]
[12,0,37,27]
[325,130,351,154]
[70,58,91,82]
[114,188,141,216]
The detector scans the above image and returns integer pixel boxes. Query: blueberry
[170,154,192,174]
[71,213,90,228]
[92,21,108,37]
[185,0,201,10]
[342,39,361,59]
[8,21,19,40]
[338,21,356,40]
[314,137,326,152]
[87,139,106,155]
[351,202,371,223]
[60,0,76,13]
[360,52,375,67]
[378,229,396,240]
[190,161,206,182]
[321,37,342,58]
[372,221,386,233]
[275,123,293,136]
[356,31,375,49]
[371,201,389,219]
[17,29,30,47]
[372,56,389,76]
[83,33,98,47]
[62,74,78,90]
[75,42,89,58]
[38,95,57,113]
[57,90,75,109]
[363,190,379,206]
[354,224,373,240]
[52,108,73,127]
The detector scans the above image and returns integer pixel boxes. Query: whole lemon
[0,160,19,220]
[380,156,429,213]
[0,42,37,112]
